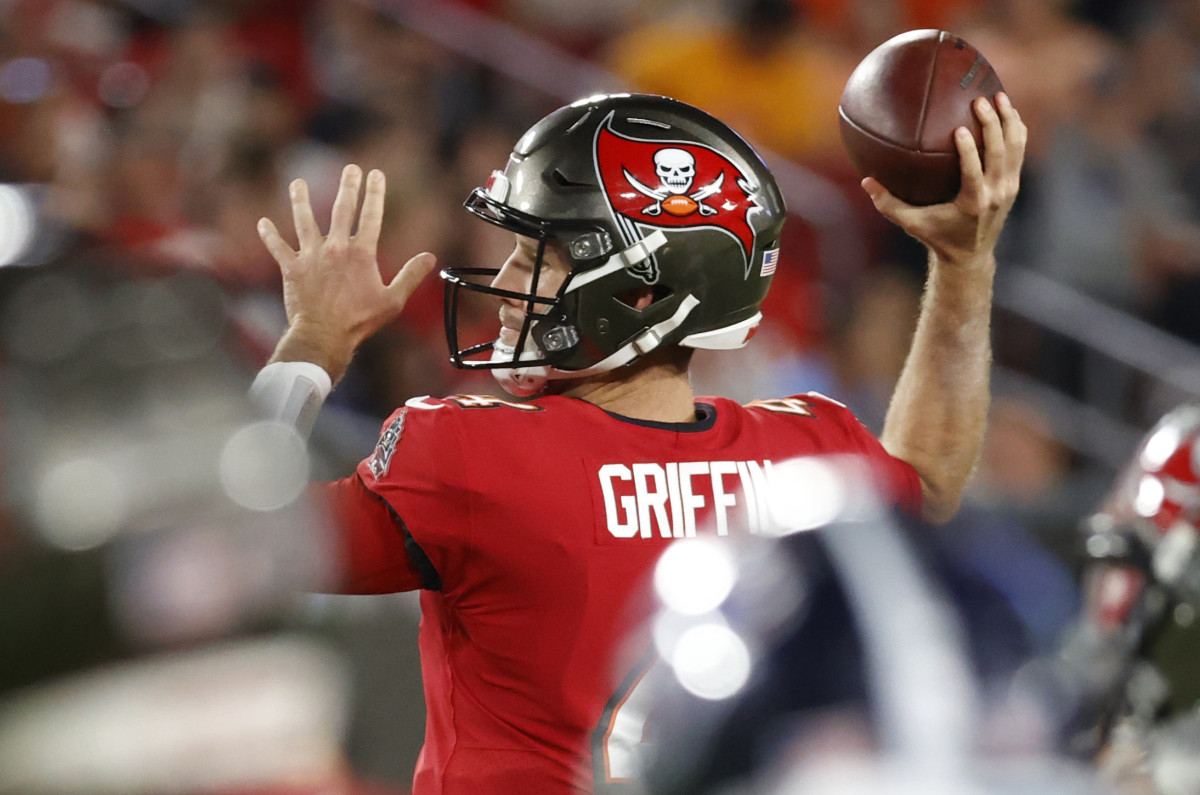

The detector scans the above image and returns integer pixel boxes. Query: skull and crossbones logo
[623,147,724,217]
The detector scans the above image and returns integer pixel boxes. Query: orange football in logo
[662,195,698,216]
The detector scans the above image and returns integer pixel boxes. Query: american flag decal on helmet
[760,248,779,277]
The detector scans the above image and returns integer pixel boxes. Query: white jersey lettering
[599,464,637,538]
[677,461,709,538]
[632,463,671,539]
[666,463,684,538]
[599,459,777,539]
[709,460,739,536]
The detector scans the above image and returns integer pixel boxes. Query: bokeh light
[34,456,130,551]
[765,457,852,535]
[669,622,752,701]
[219,421,309,512]
[0,58,51,104]
[1134,475,1166,519]
[1142,424,1182,471]
[0,184,37,267]
[653,538,737,616]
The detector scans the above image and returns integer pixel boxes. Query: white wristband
[249,361,333,438]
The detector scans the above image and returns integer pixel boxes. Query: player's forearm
[252,324,352,437]
[881,251,995,523]
[268,322,359,385]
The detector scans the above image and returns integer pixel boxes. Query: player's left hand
[257,164,437,382]
[861,92,1026,270]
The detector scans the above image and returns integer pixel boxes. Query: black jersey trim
[602,402,716,432]
[372,493,443,592]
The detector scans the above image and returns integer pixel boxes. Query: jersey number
[592,650,657,790]
[745,397,813,416]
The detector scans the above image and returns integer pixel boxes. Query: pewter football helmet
[443,93,787,396]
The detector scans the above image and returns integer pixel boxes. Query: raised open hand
[257,164,436,382]
[861,92,1027,270]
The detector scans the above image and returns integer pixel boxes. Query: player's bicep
[315,475,438,594]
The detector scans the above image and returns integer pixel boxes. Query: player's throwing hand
[257,164,437,382]
[862,93,1026,271]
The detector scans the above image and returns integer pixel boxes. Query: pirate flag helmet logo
[594,115,763,283]
[445,93,787,396]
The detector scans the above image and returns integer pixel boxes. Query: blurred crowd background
[2,0,1200,791]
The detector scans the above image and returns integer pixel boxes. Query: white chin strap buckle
[490,339,549,397]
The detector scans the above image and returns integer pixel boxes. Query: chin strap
[490,294,701,397]
[565,294,700,376]
[489,339,551,397]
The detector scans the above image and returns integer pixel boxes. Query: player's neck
[560,361,697,423]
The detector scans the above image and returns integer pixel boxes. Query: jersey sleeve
[314,474,430,594]
[801,392,924,517]
[351,399,473,594]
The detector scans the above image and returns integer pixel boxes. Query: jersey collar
[601,402,717,432]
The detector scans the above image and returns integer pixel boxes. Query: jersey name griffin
[596,459,776,539]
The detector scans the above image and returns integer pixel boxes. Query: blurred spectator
[1123,0,1200,345]
[974,398,1074,514]
[958,0,1118,162]
[937,397,1091,652]
[605,0,856,170]
[0,257,384,793]
[1129,0,1200,213]
[499,0,655,57]
[1074,0,1145,36]
[958,2,1200,418]
[1007,48,1198,315]
[825,262,923,431]
[801,0,982,50]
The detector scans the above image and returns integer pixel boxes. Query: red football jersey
[318,392,921,794]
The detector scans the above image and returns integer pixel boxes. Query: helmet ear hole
[614,284,674,311]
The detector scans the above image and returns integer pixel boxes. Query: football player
[1053,404,1200,794]
[251,92,1025,793]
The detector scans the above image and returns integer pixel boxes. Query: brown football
[662,195,698,216]
[838,29,1003,206]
